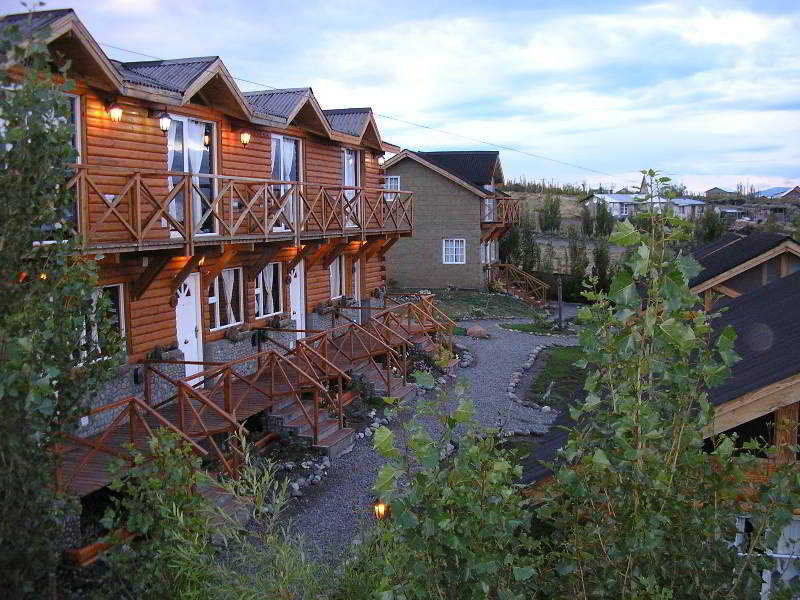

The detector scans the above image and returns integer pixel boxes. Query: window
[330,255,345,299]
[255,262,282,318]
[443,239,466,264]
[480,242,487,264]
[271,134,300,230]
[620,204,629,216]
[77,284,125,361]
[343,148,360,227]
[483,197,496,222]
[167,115,215,234]
[208,268,243,330]
[385,175,400,201]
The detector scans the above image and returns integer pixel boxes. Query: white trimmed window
[78,284,125,361]
[329,255,345,299]
[208,267,243,330]
[443,239,466,264]
[255,262,282,318]
[385,175,400,201]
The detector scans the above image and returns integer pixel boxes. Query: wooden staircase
[489,263,549,307]
[269,394,354,458]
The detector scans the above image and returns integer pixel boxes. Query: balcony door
[343,148,360,228]
[175,272,204,378]
[271,134,300,232]
[167,115,215,237]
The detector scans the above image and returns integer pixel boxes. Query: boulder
[467,325,490,339]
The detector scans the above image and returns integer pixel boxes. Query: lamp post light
[373,498,390,522]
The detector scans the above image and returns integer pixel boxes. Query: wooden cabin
[2,8,427,495]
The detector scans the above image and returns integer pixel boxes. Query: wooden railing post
[143,363,151,406]
[313,391,319,445]
[177,383,186,433]
[224,367,233,418]
[129,398,136,448]
[337,377,344,429]
[183,175,193,242]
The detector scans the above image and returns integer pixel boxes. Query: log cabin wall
[78,82,391,365]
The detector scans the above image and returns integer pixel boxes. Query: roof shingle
[690,232,791,287]
[323,108,370,136]
[243,88,310,119]
[415,150,500,193]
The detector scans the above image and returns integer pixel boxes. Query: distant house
[756,186,800,203]
[582,193,706,219]
[383,150,519,289]
[670,198,706,220]
[705,187,737,200]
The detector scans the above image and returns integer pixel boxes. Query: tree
[538,194,562,232]
[592,236,611,293]
[499,223,519,263]
[695,207,726,244]
[535,169,800,599]
[580,203,594,237]
[594,200,614,237]
[566,226,589,280]
[763,212,781,233]
[0,20,120,596]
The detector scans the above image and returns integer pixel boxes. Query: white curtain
[282,138,296,222]
[167,121,181,222]
[186,119,207,231]
[264,265,275,314]
[221,270,235,324]
[329,259,340,297]
[344,149,358,225]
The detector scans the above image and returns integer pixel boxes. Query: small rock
[322,456,331,467]
[542,405,552,412]
[466,325,490,339]
[301,461,311,470]
[296,477,308,487]
[380,418,389,425]
[310,475,321,485]
[356,432,364,439]
[437,377,447,385]
[508,393,519,401]
[351,537,362,546]
[364,428,373,438]
[284,461,295,471]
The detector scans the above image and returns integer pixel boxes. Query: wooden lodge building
[2,9,460,501]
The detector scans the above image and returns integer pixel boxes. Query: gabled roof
[587,193,644,204]
[671,198,706,207]
[417,150,502,191]
[114,57,218,94]
[705,187,734,194]
[710,271,800,408]
[244,88,311,119]
[0,8,73,36]
[385,150,498,198]
[324,108,371,136]
[690,232,792,288]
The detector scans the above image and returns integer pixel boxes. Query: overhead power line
[100,40,635,183]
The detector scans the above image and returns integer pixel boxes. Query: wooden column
[774,401,799,465]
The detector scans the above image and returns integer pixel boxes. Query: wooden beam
[171,255,201,295]
[132,254,172,301]
[286,242,320,273]
[378,235,400,258]
[203,247,238,284]
[245,244,287,281]
[708,372,800,436]
[780,254,789,277]
[363,238,387,262]
[712,283,741,299]
[323,242,349,269]
[304,241,336,271]
[774,401,799,464]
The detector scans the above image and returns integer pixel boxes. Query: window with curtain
[167,116,214,234]
[329,255,345,298]
[385,175,400,202]
[76,284,125,361]
[343,148,360,227]
[208,268,243,330]
[271,134,299,230]
[483,197,496,222]
[443,239,466,264]
[255,262,282,318]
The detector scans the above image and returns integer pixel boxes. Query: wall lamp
[148,107,172,134]
[377,155,385,167]
[240,131,251,147]
[106,100,123,123]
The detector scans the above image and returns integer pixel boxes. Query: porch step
[314,427,355,458]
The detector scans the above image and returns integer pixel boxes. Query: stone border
[498,325,578,337]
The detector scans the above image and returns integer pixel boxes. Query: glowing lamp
[38,272,47,280]
[377,155,385,167]
[204,125,212,147]
[156,110,171,134]
[240,131,251,147]
[198,256,206,266]
[107,102,123,122]
[373,499,390,521]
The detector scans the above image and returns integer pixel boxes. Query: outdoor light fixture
[156,110,171,134]
[240,131,251,147]
[373,499,390,521]
[38,272,47,280]
[377,155,385,167]
[198,256,206,266]
[107,101,123,122]
[203,125,212,147]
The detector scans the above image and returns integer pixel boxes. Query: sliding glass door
[271,134,300,232]
[343,148,360,228]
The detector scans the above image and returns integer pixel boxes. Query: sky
[2,0,799,193]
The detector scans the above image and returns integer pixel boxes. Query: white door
[175,272,203,377]
[289,259,306,340]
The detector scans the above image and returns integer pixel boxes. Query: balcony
[481,196,521,225]
[66,164,414,253]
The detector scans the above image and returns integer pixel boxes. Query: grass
[528,346,587,411]
[418,289,542,320]
[499,321,558,335]
[453,326,468,336]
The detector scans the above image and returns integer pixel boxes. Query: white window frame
[255,262,283,319]
[208,267,244,331]
[343,147,361,228]
[78,284,126,362]
[443,238,466,265]
[385,175,400,202]
[329,255,345,299]
[620,204,629,216]
[65,93,81,162]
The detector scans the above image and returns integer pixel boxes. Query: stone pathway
[284,318,578,564]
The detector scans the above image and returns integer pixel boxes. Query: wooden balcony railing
[66,164,414,252]
[482,196,521,225]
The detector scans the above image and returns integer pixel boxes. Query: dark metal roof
[114,57,218,94]
[710,271,800,407]
[244,88,310,119]
[690,232,791,287]
[323,108,370,136]
[0,8,73,36]
[415,150,499,192]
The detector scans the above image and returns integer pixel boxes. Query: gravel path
[284,318,578,564]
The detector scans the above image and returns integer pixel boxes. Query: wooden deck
[55,296,454,497]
